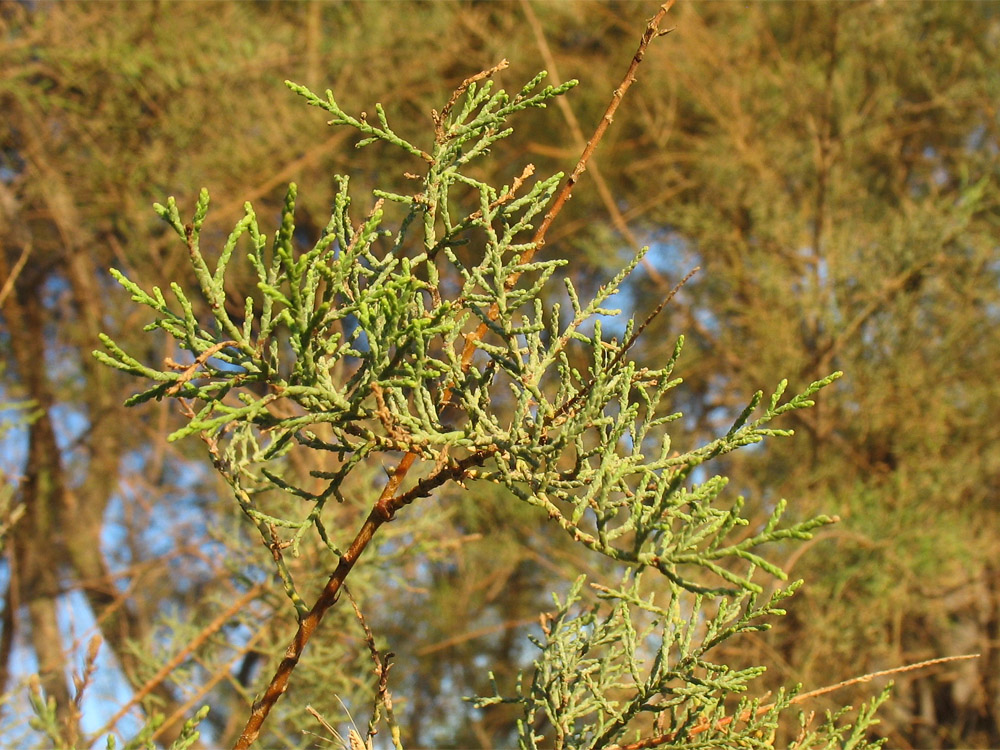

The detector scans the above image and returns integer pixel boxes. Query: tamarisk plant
[94,34,888,750]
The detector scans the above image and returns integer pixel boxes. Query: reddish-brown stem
[233,454,414,750]
[461,0,676,366]
[232,5,676,747]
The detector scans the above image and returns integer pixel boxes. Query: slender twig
[521,1,676,267]
[345,586,399,746]
[465,163,536,224]
[520,0,669,288]
[232,7,677,747]
[455,0,678,399]
[305,704,340,741]
[787,653,979,705]
[433,59,510,143]
[548,266,697,429]
[165,339,240,396]
[607,653,980,750]
[232,460,410,749]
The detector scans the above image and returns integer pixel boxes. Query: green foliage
[474,572,793,749]
[474,569,889,750]
[95,66,884,748]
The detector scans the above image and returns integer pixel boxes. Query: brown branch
[232,452,413,750]
[428,163,538,262]
[607,653,980,750]
[455,0,678,384]
[232,7,677,747]
[0,238,32,309]
[787,653,980,705]
[388,448,495,514]
[521,0,675,268]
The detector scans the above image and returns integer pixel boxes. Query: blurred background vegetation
[0,1,998,748]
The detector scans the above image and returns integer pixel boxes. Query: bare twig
[787,653,979,705]
[520,0,669,288]
[345,586,399,746]
[522,0,676,266]
[455,0,679,409]
[232,7,677,747]
[434,59,510,143]
[305,704,339,738]
[466,163,536,224]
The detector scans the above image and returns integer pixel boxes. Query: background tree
[0,1,997,748]
[622,5,1000,748]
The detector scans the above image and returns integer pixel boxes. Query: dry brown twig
[304,704,339,741]
[344,586,398,747]
[433,59,510,143]
[464,163,537,225]
[519,0,672,288]
[232,5,678,747]
[164,339,240,396]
